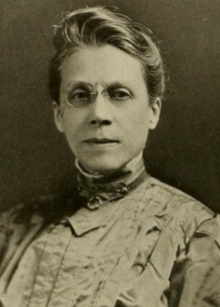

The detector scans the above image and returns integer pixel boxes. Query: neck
[76,152,148,208]
[75,152,145,183]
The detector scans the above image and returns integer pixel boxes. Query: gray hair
[49,6,165,104]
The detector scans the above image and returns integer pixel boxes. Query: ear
[52,101,64,133]
[149,97,162,130]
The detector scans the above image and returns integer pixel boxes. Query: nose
[89,91,113,126]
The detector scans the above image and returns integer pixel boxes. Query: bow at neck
[76,153,148,210]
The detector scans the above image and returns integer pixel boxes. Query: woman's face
[53,45,161,174]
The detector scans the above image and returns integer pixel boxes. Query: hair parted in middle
[49,6,165,105]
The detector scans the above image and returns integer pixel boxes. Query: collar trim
[76,154,148,210]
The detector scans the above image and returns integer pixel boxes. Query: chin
[81,157,128,175]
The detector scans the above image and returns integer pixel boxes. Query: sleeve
[169,215,220,307]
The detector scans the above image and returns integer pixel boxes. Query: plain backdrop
[0,0,220,212]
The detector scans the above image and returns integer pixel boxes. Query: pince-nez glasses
[65,87,110,107]
[65,83,133,107]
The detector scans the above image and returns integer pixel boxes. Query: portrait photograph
[0,0,220,306]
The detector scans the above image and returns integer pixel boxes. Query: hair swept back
[49,6,165,104]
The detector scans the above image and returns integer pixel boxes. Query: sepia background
[0,0,220,212]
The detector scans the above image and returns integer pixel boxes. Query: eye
[109,88,132,101]
[66,89,91,107]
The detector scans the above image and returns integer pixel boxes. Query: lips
[84,138,119,144]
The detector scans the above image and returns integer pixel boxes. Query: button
[87,196,103,210]
[120,185,129,195]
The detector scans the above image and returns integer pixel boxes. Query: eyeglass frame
[64,82,133,107]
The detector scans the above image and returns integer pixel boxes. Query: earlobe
[52,101,64,133]
[149,97,162,130]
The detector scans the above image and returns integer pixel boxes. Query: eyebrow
[105,82,131,89]
[66,81,133,91]
[66,81,93,91]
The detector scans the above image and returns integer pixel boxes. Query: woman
[0,6,219,307]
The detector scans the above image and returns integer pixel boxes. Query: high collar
[76,152,148,210]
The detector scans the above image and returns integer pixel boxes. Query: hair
[49,6,165,105]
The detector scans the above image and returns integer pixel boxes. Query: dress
[0,161,219,307]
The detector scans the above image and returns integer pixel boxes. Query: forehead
[60,45,147,90]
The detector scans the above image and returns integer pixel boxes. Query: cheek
[122,106,151,145]
[61,113,82,143]
[125,105,150,131]
[61,108,85,130]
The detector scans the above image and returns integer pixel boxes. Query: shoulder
[0,188,85,236]
[139,176,214,237]
[0,191,83,271]
[0,189,83,228]
[148,176,210,207]
[145,176,213,214]
[0,203,28,266]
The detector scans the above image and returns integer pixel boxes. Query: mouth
[83,138,119,144]
[83,138,120,146]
